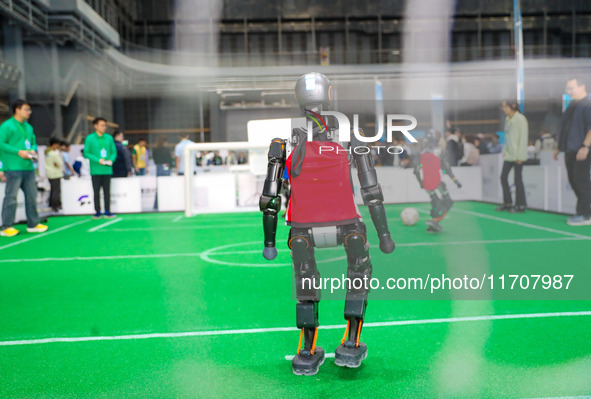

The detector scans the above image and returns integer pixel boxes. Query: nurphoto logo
[301,111,418,155]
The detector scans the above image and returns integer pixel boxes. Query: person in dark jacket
[445,129,461,166]
[152,135,173,176]
[112,130,132,178]
[554,77,591,226]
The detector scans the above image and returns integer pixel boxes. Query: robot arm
[351,136,395,254]
[413,162,423,188]
[441,155,462,188]
[259,138,287,260]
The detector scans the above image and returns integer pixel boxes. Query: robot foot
[431,212,447,222]
[334,342,368,368]
[292,347,325,376]
[426,220,444,233]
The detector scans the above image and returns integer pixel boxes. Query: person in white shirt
[496,100,529,213]
[534,129,557,158]
[60,141,76,179]
[44,137,64,212]
[460,135,480,166]
[174,133,194,175]
[74,149,90,177]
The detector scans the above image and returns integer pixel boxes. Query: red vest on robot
[286,141,361,227]
[420,152,442,191]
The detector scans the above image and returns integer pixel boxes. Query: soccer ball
[401,207,419,226]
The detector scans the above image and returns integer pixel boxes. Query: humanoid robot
[413,129,462,233]
[259,72,395,375]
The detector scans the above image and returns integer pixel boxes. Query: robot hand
[413,167,423,189]
[455,179,462,189]
[260,194,282,261]
[262,246,278,260]
[379,234,395,254]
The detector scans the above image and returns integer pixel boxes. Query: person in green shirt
[0,99,48,237]
[496,99,529,213]
[83,117,117,219]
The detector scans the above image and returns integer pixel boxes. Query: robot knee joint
[290,234,314,264]
[289,235,311,251]
[344,234,371,268]
[344,233,366,249]
[344,232,370,261]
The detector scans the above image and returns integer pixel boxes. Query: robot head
[423,128,440,151]
[294,72,334,113]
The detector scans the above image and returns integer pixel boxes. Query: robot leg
[335,223,372,368]
[427,190,445,232]
[289,229,325,375]
[426,182,453,233]
[438,181,454,212]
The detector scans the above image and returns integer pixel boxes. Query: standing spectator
[204,151,215,166]
[554,77,591,225]
[534,129,556,158]
[132,138,149,175]
[399,152,415,169]
[391,136,405,167]
[477,133,490,154]
[152,135,173,210]
[436,129,447,152]
[60,141,76,179]
[212,151,223,166]
[175,133,194,175]
[73,148,90,177]
[195,151,203,167]
[496,100,528,213]
[460,135,480,166]
[525,139,538,164]
[455,130,465,161]
[44,137,64,212]
[112,130,132,178]
[445,129,461,166]
[84,117,117,219]
[487,134,503,154]
[378,138,395,167]
[153,135,173,176]
[226,151,237,165]
[0,99,48,237]
[237,152,248,165]
[369,142,381,166]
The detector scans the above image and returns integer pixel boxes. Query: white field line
[88,218,123,232]
[0,311,589,347]
[103,224,259,232]
[0,219,91,251]
[0,236,583,264]
[0,252,206,263]
[445,208,591,240]
[172,215,183,222]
